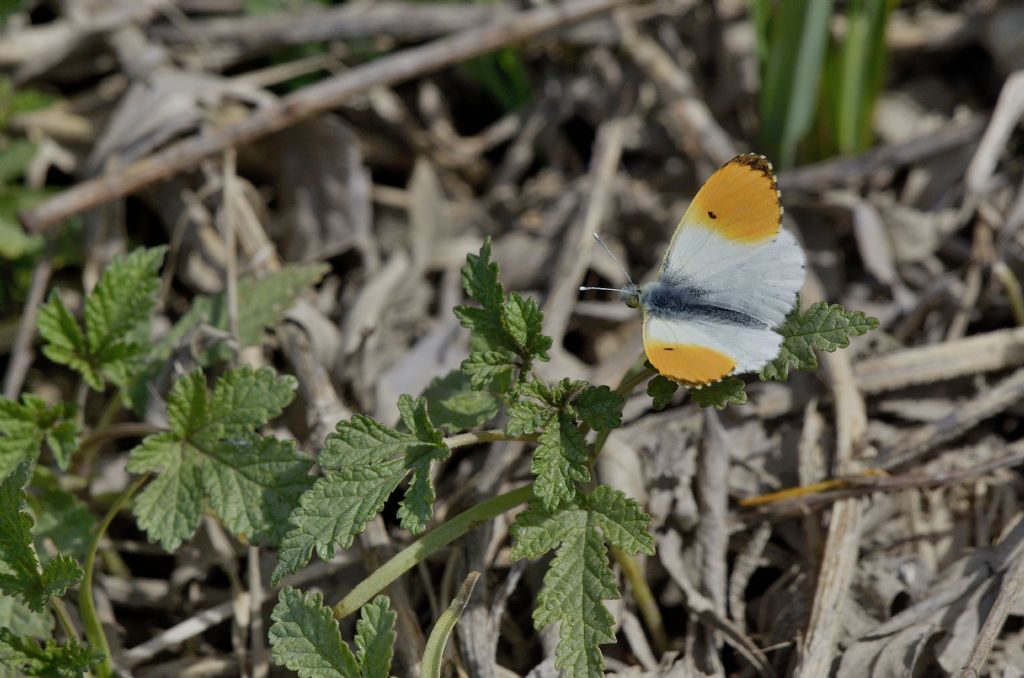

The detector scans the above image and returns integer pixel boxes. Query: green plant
[0,240,876,677]
[269,239,877,677]
[754,0,894,167]
[0,247,327,676]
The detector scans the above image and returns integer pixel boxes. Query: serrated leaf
[354,595,396,678]
[572,386,624,431]
[531,413,589,512]
[396,442,450,535]
[0,395,77,479]
[269,587,360,678]
[505,400,551,437]
[690,377,748,410]
[0,630,103,678]
[37,247,165,391]
[127,368,311,551]
[209,367,298,436]
[510,488,653,678]
[460,237,504,312]
[0,594,53,641]
[501,293,552,361]
[84,246,165,356]
[547,378,587,407]
[397,395,444,446]
[453,305,518,354]
[585,486,655,556]
[421,371,501,432]
[0,464,82,613]
[275,410,450,584]
[761,301,879,381]
[646,374,678,411]
[29,476,96,559]
[461,350,517,390]
[36,292,98,389]
[227,263,329,348]
[272,467,403,586]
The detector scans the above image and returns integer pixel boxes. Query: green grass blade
[756,0,835,168]
[835,0,894,153]
[421,572,480,678]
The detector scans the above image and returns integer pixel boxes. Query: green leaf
[0,139,37,185]
[421,371,501,432]
[28,474,96,559]
[509,487,653,678]
[505,400,551,437]
[760,301,879,381]
[690,377,748,410]
[460,237,504,312]
[37,247,165,391]
[269,587,360,678]
[0,463,83,613]
[646,374,678,410]
[461,350,517,390]
[0,630,103,678]
[37,292,97,389]
[531,413,589,512]
[127,368,311,551]
[500,293,552,361]
[0,594,53,641]
[397,395,444,446]
[354,595,396,678]
[125,264,327,413]
[0,396,77,479]
[216,263,329,348]
[84,246,165,357]
[273,409,450,585]
[571,386,624,431]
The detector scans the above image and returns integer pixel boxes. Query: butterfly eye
[625,295,640,309]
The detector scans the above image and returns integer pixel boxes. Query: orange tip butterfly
[582,153,805,385]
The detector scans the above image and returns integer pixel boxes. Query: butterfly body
[630,153,805,386]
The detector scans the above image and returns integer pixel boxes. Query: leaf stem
[79,423,166,456]
[80,473,150,678]
[444,429,535,449]
[332,484,531,620]
[421,571,481,678]
[50,596,78,641]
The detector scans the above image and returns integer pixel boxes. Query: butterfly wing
[641,154,804,383]
[642,313,782,385]
[659,153,802,329]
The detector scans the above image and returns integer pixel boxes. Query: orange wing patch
[645,339,737,386]
[681,153,781,244]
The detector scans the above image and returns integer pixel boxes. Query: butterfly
[582,153,805,385]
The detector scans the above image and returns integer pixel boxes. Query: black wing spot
[663,347,674,351]
[708,211,717,220]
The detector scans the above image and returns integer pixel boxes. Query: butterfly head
[619,283,641,309]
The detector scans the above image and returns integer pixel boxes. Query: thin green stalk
[332,484,531,619]
[421,571,481,678]
[80,473,149,678]
[612,546,668,654]
[444,429,535,448]
[50,597,77,642]
[590,362,656,463]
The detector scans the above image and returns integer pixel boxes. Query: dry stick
[795,276,867,678]
[20,0,630,234]
[2,239,55,398]
[958,526,1024,677]
[882,366,1024,472]
[742,443,1024,521]
[543,114,625,345]
[778,116,987,194]
[694,409,730,674]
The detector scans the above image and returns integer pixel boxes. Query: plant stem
[79,423,166,456]
[50,597,78,642]
[80,473,149,678]
[612,545,669,654]
[444,429,535,448]
[590,362,657,463]
[332,484,532,619]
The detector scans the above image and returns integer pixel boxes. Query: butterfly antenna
[579,286,626,293]
[591,233,635,287]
